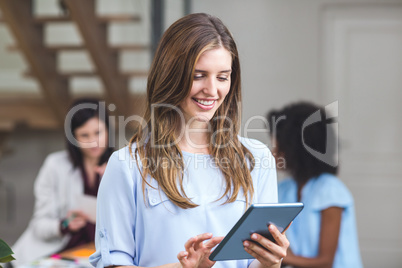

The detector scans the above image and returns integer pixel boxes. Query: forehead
[75,118,105,133]
[195,47,232,69]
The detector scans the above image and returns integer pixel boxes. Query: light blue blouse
[278,173,363,268]
[90,137,278,268]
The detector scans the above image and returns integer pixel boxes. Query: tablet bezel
[209,202,304,261]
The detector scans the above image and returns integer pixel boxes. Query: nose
[203,77,218,96]
[85,133,101,145]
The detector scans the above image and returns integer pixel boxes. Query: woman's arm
[30,156,65,240]
[282,206,342,268]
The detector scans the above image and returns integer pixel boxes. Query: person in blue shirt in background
[267,102,363,268]
[90,13,289,268]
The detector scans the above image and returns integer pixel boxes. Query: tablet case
[209,202,304,261]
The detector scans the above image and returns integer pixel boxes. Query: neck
[178,121,210,154]
[82,156,101,188]
[83,156,100,168]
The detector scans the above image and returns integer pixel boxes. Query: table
[17,243,95,268]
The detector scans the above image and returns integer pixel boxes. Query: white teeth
[195,99,215,105]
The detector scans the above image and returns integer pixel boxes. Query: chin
[194,113,214,122]
[195,117,211,122]
[85,148,105,159]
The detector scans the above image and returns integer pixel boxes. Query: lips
[194,98,215,105]
[192,98,216,110]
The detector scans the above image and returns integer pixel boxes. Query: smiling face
[179,46,232,126]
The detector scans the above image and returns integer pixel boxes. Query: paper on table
[74,195,97,223]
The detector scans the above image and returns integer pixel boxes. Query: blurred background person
[10,98,114,266]
[267,102,362,268]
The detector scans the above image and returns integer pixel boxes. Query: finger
[243,240,282,266]
[71,215,85,221]
[268,224,289,247]
[249,233,287,259]
[243,242,266,262]
[177,251,188,261]
[177,251,190,267]
[204,236,224,249]
[69,220,82,228]
[71,217,86,224]
[184,236,195,253]
[69,221,85,230]
[72,218,87,228]
[250,234,282,255]
[68,223,82,232]
[193,233,213,250]
[195,233,213,242]
[243,243,262,260]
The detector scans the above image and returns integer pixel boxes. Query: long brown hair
[129,13,255,209]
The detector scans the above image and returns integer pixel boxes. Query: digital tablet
[209,202,304,261]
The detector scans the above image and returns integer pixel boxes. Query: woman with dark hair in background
[267,102,362,268]
[11,98,114,266]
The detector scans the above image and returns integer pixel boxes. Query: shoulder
[278,178,297,202]
[99,146,141,194]
[44,150,70,163]
[238,136,272,159]
[238,136,275,170]
[311,173,354,210]
[314,173,350,193]
[106,145,140,171]
[111,145,132,160]
[279,178,295,190]
[34,151,75,185]
[42,150,72,169]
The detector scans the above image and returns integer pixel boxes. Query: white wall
[0,128,64,244]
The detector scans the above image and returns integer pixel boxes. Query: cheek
[99,132,108,147]
[220,87,231,100]
[188,81,200,94]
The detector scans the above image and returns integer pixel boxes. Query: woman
[90,13,288,268]
[12,98,114,265]
[267,102,363,268]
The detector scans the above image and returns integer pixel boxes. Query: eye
[77,133,89,140]
[194,73,204,80]
[218,76,229,82]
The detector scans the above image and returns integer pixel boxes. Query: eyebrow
[194,69,232,73]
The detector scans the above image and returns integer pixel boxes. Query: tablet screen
[209,202,304,261]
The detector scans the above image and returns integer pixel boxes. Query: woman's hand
[244,224,289,268]
[65,210,89,232]
[177,233,223,268]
